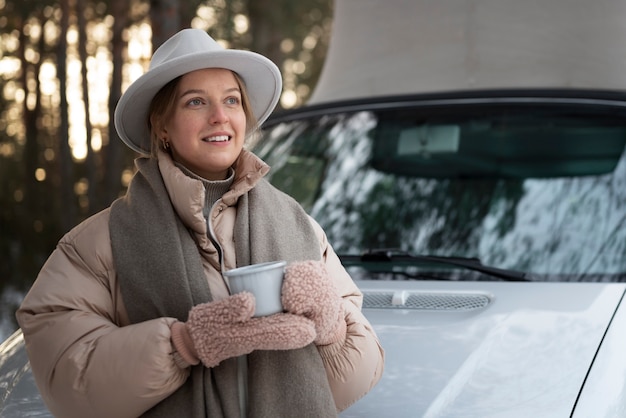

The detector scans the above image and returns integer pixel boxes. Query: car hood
[1,281,624,417]
[0,330,44,417]
[340,280,626,418]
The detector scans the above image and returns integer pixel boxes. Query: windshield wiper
[340,249,530,282]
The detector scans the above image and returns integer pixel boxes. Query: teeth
[205,135,230,142]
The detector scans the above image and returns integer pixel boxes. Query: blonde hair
[147,71,258,158]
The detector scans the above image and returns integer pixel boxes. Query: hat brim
[114,50,282,155]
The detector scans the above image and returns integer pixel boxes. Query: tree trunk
[19,21,39,220]
[19,9,48,233]
[247,0,283,66]
[57,0,76,233]
[76,0,96,214]
[104,0,128,205]
[149,0,181,50]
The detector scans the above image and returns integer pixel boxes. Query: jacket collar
[156,149,270,233]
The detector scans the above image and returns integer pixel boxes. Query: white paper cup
[223,261,287,317]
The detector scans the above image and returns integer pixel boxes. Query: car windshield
[251,95,626,282]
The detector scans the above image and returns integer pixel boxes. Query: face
[160,68,247,180]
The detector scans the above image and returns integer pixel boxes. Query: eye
[225,96,240,106]
[187,98,203,106]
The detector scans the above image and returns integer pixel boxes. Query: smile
[203,135,231,142]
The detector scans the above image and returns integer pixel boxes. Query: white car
[3,0,626,416]
[253,89,626,417]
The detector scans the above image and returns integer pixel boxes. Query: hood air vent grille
[363,290,491,311]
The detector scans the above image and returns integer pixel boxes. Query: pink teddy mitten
[171,292,316,368]
[282,260,347,346]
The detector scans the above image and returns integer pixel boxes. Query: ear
[159,126,169,141]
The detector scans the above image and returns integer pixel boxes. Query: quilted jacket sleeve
[15,209,189,418]
[308,216,385,411]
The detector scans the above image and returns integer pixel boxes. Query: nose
[209,104,228,124]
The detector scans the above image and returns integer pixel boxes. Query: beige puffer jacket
[16,150,384,418]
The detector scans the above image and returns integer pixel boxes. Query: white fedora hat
[114,28,282,155]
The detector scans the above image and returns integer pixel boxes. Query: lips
[202,135,231,142]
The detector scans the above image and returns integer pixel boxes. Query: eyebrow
[178,87,241,99]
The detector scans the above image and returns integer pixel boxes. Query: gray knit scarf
[109,157,337,418]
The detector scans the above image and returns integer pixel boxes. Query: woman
[16,28,384,418]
